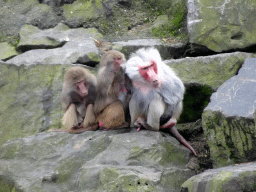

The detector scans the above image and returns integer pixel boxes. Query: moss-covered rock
[180,84,213,123]
[152,0,187,39]
[6,23,102,65]
[0,0,61,45]
[62,0,104,28]
[165,52,256,90]
[187,0,256,52]
[181,162,256,192]
[0,129,196,191]
[0,42,19,61]
[202,58,256,168]
[0,62,96,147]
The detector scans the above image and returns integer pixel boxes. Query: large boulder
[0,62,96,147]
[0,0,62,44]
[202,58,256,168]
[187,0,256,52]
[165,52,255,90]
[5,24,102,65]
[62,0,105,28]
[181,162,256,192]
[112,39,187,60]
[0,129,196,192]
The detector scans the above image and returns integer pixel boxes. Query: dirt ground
[176,120,213,173]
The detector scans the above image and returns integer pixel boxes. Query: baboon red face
[138,60,160,88]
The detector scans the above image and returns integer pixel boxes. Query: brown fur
[50,66,98,133]
[94,50,128,129]
[96,100,127,129]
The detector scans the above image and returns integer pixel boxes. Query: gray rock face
[0,42,19,61]
[205,58,256,118]
[0,61,196,191]
[6,24,102,66]
[202,58,256,167]
[0,1,62,44]
[0,129,196,192]
[182,162,256,192]
[112,39,186,60]
[187,0,256,52]
[165,52,255,90]
[0,62,97,147]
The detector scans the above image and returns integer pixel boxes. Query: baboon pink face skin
[138,60,160,88]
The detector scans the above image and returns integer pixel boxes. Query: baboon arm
[83,104,97,127]
[146,97,165,131]
[62,103,78,130]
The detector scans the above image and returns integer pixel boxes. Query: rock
[187,0,256,52]
[25,4,62,29]
[165,52,256,90]
[0,42,19,61]
[0,62,96,147]
[0,0,62,44]
[152,15,169,29]
[202,58,256,167]
[181,162,256,192]
[6,23,102,66]
[62,0,105,28]
[112,39,187,59]
[39,0,63,7]
[0,129,196,192]
[18,24,66,52]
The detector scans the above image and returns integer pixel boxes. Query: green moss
[0,179,18,192]
[159,142,186,166]
[55,157,81,183]
[87,52,101,62]
[0,35,20,47]
[239,171,256,191]
[0,141,22,159]
[12,38,20,49]
[180,85,213,123]
[145,0,173,11]
[117,176,156,192]
[208,172,233,192]
[128,146,161,165]
[99,168,119,185]
[203,109,256,167]
[98,168,157,192]
[162,169,195,190]
[151,0,187,38]
[0,64,69,147]
[63,0,103,23]
[181,176,198,192]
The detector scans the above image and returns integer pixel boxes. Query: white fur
[126,48,164,82]
[125,47,185,127]
[126,47,184,92]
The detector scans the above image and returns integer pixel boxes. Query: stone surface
[202,58,256,167]
[5,24,102,66]
[0,62,96,147]
[181,162,256,192]
[0,129,196,192]
[0,0,62,44]
[165,52,255,90]
[187,0,256,52]
[112,39,187,60]
[0,42,19,61]
[62,0,104,28]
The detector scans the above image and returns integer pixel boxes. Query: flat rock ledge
[182,162,256,192]
[0,129,196,192]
